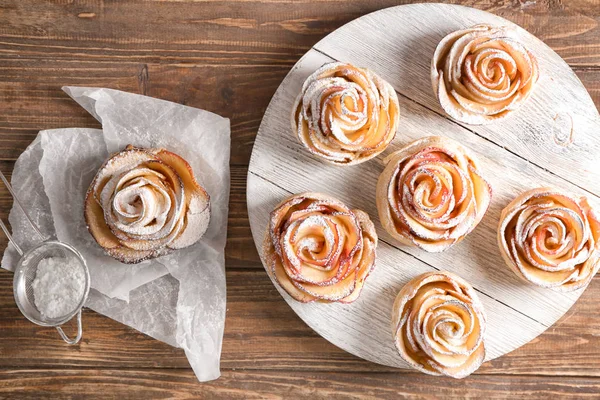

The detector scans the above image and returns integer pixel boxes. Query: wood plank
[227,165,260,268]
[1,368,600,399]
[1,0,599,67]
[576,69,600,107]
[226,272,600,377]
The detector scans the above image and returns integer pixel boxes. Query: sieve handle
[0,169,48,253]
[56,309,83,345]
[0,218,23,256]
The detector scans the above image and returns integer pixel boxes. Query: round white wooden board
[247,3,600,368]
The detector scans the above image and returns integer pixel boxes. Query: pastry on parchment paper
[85,145,210,264]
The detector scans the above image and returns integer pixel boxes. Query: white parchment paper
[1,87,230,382]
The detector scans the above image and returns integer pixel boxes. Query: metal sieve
[0,170,90,345]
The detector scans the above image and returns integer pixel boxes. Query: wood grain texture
[3,369,600,400]
[1,0,600,398]
[248,3,600,370]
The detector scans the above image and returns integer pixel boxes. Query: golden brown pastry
[432,24,539,125]
[392,271,486,379]
[376,136,491,252]
[85,145,210,264]
[263,192,377,303]
[292,62,400,165]
[498,188,600,291]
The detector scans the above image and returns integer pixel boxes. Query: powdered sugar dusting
[32,257,86,319]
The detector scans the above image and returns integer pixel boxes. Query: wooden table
[0,1,599,398]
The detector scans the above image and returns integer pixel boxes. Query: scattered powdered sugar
[31,257,86,319]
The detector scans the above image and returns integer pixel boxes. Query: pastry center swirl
[104,163,182,240]
[400,157,467,224]
[111,171,175,235]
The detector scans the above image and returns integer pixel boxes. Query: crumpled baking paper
[1,87,230,382]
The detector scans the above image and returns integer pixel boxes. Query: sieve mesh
[13,241,90,327]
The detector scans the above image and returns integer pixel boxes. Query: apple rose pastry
[392,271,486,379]
[263,192,377,303]
[498,188,600,291]
[292,62,400,165]
[432,24,539,124]
[85,145,210,264]
[376,136,491,252]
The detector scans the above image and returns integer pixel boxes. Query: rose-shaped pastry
[392,271,486,379]
[376,136,491,252]
[498,188,600,291]
[292,62,400,165]
[432,24,539,124]
[85,145,210,264]
[263,192,377,303]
